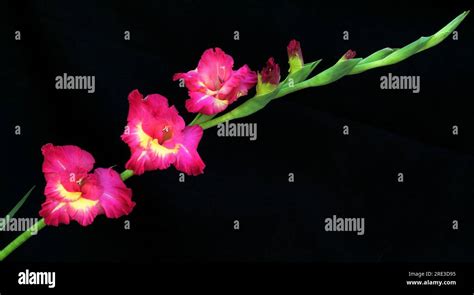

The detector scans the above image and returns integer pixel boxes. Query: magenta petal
[197,48,234,90]
[93,168,135,219]
[66,202,101,226]
[222,64,257,104]
[43,175,81,202]
[122,120,179,175]
[174,125,205,176]
[125,146,177,175]
[173,71,206,92]
[185,91,229,115]
[41,143,95,182]
[40,199,71,226]
[127,89,169,122]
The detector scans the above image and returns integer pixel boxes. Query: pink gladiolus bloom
[39,144,135,226]
[121,89,205,176]
[173,48,257,115]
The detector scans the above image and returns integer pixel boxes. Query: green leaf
[276,58,361,98]
[376,36,430,65]
[350,10,469,75]
[282,59,322,85]
[190,114,215,126]
[200,87,282,130]
[0,186,35,231]
[419,10,470,52]
[356,48,397,65]
[305,58,362,87]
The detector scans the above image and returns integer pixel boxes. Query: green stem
[120,169,134,181]
[189,113,203,125]
[0,169,135,261]
[199,81,310,130]
[274,80,310,98]
[0,218,46,261]
[189,113,216,126]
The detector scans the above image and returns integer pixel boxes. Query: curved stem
[0,218,46,261]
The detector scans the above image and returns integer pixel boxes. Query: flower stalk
[199,11,469,130]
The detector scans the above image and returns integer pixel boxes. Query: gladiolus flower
[287,39,304,73]
[173,48,257,115]
[256,57,281,95]
[39,144,135,226]
[121,89,205,176]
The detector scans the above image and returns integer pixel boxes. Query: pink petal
[41,180,101,226]
[66,199,101,226]
[126,90,185,141]
[125,146,178,175]
[40,199,71,226]
[174,125,205,176]
[173,71,207,92]
[219,65,257,104]
[121,120,144,150]
[185,91,229,115]
[80,173,103,201]
[41,143,95,182]
[122,121,180,175]
[44,177,82,202]
[127,89,169,122]
[197,48,234,91]
[93,168,135,219]
[141,105,185,139]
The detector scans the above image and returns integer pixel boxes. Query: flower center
[160,125,173,144]
[57,183,82,201]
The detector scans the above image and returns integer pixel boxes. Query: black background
[2,0,474,291]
